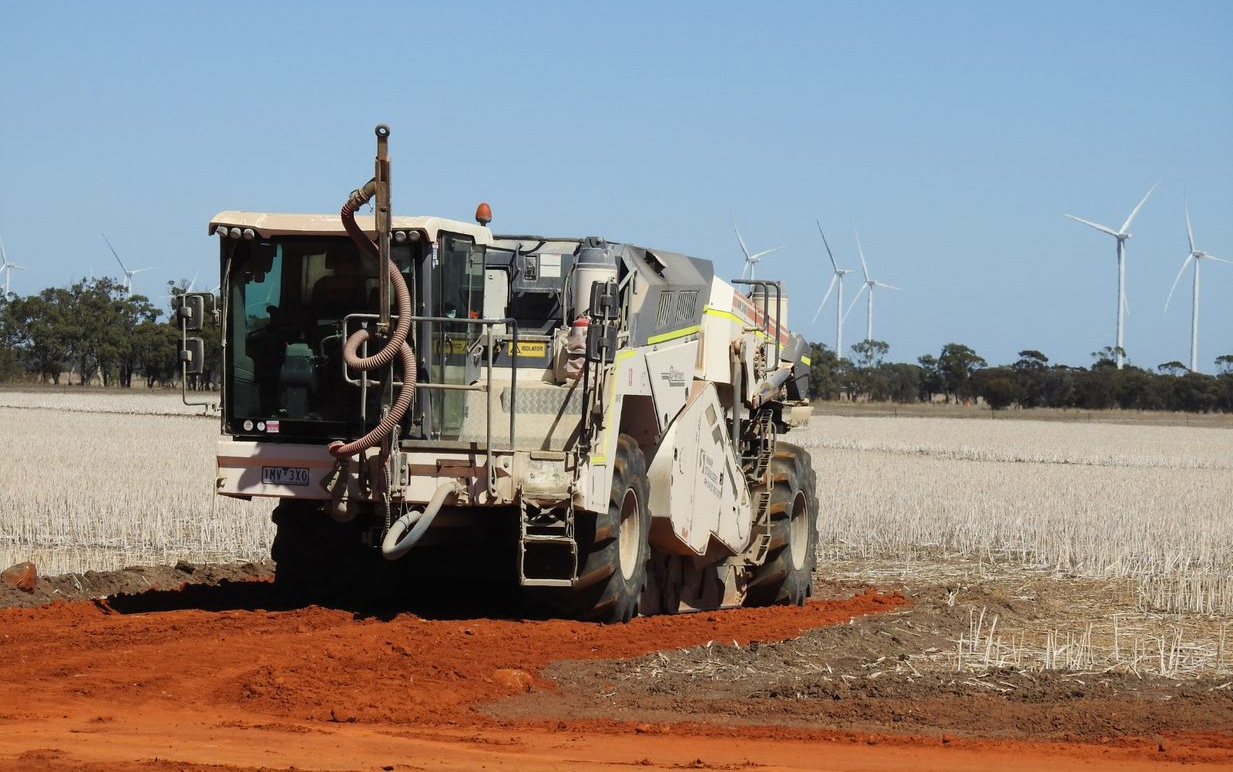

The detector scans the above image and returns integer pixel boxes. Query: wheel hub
[618,488,641,581]
[788,490,810,569]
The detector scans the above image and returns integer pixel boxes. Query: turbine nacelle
[732,217,785,281]
[812,221,854,340]
[0,236,29,296]
[103,233,158,295]
[1164,201,1228,373]
[841,230,901,341]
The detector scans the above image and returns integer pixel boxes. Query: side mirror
[588,280,619,321]
[252,242,276,274]
[585,320,617,364]
[181,337,205,375]
[179,294,207,332]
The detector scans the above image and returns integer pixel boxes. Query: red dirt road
[0,589,1227,771]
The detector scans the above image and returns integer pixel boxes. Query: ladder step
[522,534,576,545]
[521,577,574,588]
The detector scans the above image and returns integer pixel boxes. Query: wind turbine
[1164,201,1230,373]
[103,234,157,295]
[0,236,29,298]
[1064,181,1159,370]
[811,221,853,356]
[165,271,201,308]
[843,232,901,343]
[732,217,784,280]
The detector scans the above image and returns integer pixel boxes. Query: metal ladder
[517,495,579,588]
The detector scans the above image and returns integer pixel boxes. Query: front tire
[744,443,819,607]
[564,434,651,623]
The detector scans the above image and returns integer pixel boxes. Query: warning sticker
[514,341,548,357]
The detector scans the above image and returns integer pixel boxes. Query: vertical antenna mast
[375,124,392,333]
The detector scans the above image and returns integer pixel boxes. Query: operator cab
[212,212,494,444]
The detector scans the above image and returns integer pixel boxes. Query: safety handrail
[731,279,783,364]
[338,313,520,494]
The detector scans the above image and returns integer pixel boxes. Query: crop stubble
[5,393,1229,585]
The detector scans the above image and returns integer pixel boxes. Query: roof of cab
[209,211,494,245]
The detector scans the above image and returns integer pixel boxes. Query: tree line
[3,280,1231,413]
[0,278,219,388]
[807,340,1233,413]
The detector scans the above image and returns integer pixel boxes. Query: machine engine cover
[647,382,751,556]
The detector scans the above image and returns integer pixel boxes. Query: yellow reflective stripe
[704,306,789,346]
[589,349,641,466]
[646,325,701,345]
[705,307,772,342]
[801,355,812,366]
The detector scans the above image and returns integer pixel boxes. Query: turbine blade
[855,231,870,281]
[1185,199,1196,255]
[816,220,840,273]
[874,281,902,291]
[1120,180,1160,234]
[1064,214,1120,238]
[843,284,868,323]
[10,264,29,271]
[749,246,785,262]
[1203,254,1232,265]
[102,233,130,273]
[1164,255,1193,312]
[731,217,752,260]
[131,267,159,275]
[812,275,839,323]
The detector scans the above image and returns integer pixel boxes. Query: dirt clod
[1,562,37,592]
[492,668,533,693]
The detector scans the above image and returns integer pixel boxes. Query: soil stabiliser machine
[192,125,818,622]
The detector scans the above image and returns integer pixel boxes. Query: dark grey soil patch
[0,560,276,609]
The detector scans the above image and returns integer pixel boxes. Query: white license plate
[262,466,310,486]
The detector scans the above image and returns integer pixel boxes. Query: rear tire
[553,434,651,623]
[744,443,819,607]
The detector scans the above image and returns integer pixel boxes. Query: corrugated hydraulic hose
[329,185,416,460]
[381,479,464,560]
[328,338,416,459]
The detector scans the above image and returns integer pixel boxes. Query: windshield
[223,236,410,439]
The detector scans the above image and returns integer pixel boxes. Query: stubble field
[0,389,1230,771]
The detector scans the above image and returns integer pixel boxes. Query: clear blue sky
[3,1,1231,371]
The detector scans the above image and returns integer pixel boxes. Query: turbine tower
[1065,182,1159,369]
[103,234,157,295]
[1165,201,1230,373]
[844,231,900,343]
[732,217,784,280]
[811,221,853,356]
[0,236,29,298]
